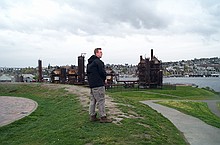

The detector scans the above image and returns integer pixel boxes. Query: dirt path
[43,84,220,124]
[42,84,140,124]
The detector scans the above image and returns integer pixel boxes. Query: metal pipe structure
[137,49,163,88]
[77,55,85,84]
[50,54,86,85]
[38,60,43,82]
[49,50,162,89]
[151,49,153,60]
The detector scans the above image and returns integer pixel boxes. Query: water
[163,77,220,92]
[117,76,220,92]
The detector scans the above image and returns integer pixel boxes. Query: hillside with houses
[162,57,220,77]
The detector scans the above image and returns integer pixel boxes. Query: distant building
[43,75,51,82]
[22,74,35,82]
[0,74,12,82]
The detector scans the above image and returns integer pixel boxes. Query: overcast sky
[0,0,220,67]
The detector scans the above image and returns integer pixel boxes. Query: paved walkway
[141,100,220,145]
[0,96,38,127]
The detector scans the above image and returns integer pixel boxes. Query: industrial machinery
[137,49,163,88]
[38,60,43,82]
[48,49,163,89]
[50,54,86,85]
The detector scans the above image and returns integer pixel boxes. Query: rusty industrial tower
[50,54,85,85]
[38,59,43,82]
[137,49,163,88]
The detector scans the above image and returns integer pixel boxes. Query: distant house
[0,74,12,82]
[211,74,220,77]
[22,74,34,82]
[43,75,51,82]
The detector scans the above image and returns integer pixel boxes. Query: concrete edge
[0,96,38,127]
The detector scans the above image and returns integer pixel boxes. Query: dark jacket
[86,55,106,88]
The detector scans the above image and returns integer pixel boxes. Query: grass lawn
[107,85,218,101]
[108,85,220,128]
[0,83,219,144]
[218,102,220,110]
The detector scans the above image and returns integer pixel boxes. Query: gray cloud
[1,0,219,36]
[0,0,220,67]
[1,0,219,37]
[0,0,172,36]
[62,0,172,34]
[90,0,170,29]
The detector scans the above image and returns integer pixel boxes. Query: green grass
[217,102,220,110]
[107,86,218,101]
[157,101,220,128]
[1,84,219,144]
[0,83,188,145]
[108,86,220,129]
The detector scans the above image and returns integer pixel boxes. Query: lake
[163,77,220,92]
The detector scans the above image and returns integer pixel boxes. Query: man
[86,48,112,123]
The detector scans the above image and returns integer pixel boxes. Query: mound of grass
[108,86,220,128]
[217,102,220,110]
[157,101,220,128]
[108,86,218,101]
[0,83,187,145]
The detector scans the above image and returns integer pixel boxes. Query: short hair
[94,48,102,55]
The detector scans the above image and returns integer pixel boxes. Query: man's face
[96,49,103,58]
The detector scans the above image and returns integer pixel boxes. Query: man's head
[94,48,103,58]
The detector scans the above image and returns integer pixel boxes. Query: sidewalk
[0,96,38,127]
[141,100,220,145]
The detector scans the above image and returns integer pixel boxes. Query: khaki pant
[89,86,106,117]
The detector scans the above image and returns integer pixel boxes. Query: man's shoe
[90,113,100,122]
[100,116,112,123]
